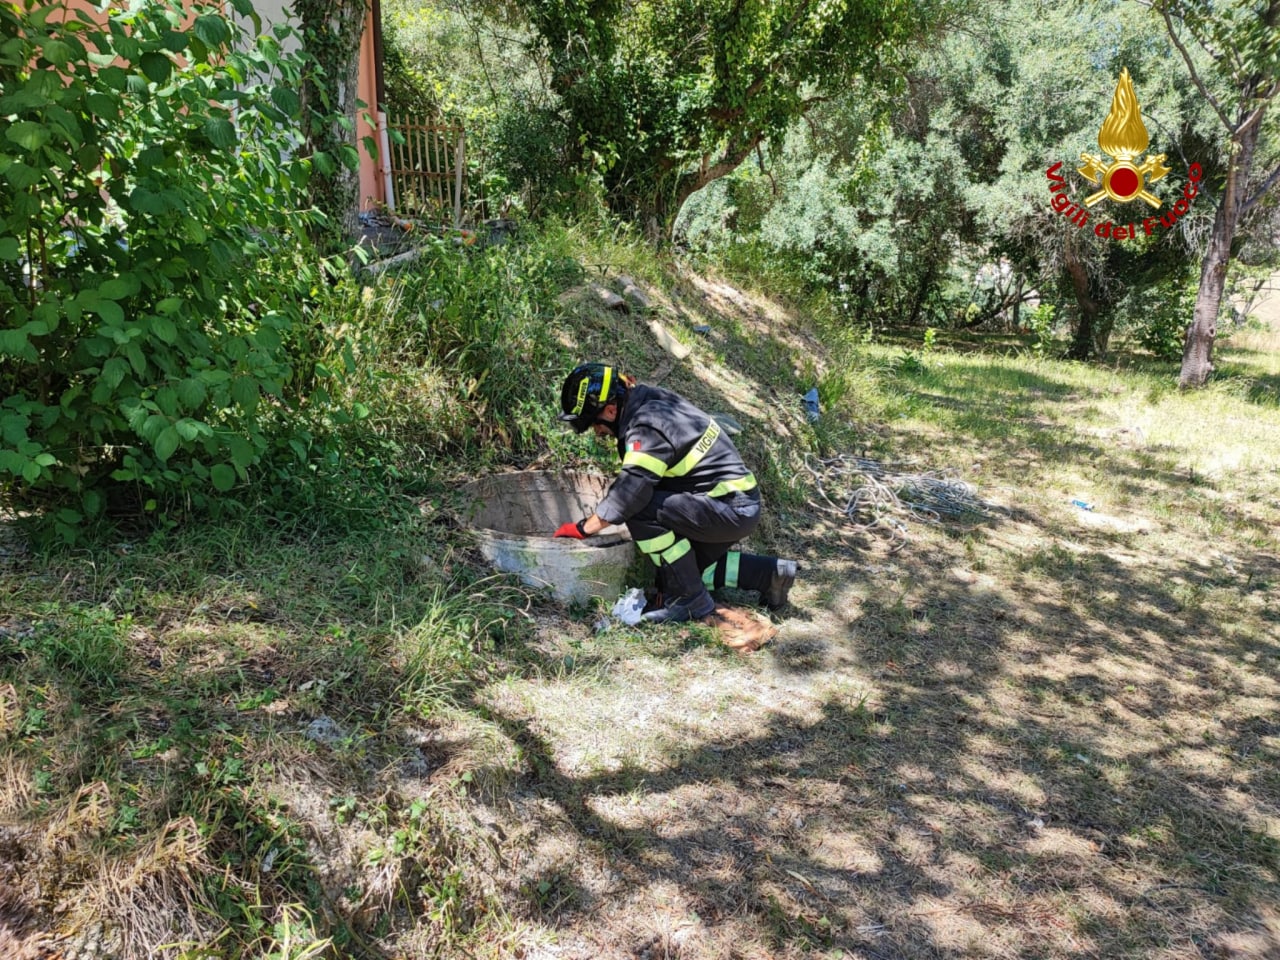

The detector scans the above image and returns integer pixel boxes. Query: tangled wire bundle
[797,454,1006,549]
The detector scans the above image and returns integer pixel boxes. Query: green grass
[2,230,1279,959]
[0,501,540,958]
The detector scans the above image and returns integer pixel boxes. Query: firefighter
[552,362,797,623]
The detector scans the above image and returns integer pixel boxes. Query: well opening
[459,471,636,603]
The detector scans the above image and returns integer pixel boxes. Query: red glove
[554,520,587,539]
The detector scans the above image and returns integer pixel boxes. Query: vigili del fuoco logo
[1046,68,1202,241]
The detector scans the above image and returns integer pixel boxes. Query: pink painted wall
[356,2,385,210]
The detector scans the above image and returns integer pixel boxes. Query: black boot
[730,553,798,609]
[645,549,714,623]
[643,588,716,623]
[761,559,797,610]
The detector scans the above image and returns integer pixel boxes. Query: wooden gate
[386,119,465,226]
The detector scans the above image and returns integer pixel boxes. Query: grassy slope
[1,247,1278,959]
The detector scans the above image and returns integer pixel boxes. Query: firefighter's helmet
[558,363,625,433]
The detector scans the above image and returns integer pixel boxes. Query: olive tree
[519,0,959,239]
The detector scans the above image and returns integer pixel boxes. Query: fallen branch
[795,454,1006,549]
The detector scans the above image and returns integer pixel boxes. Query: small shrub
[332,225,581,466]
[1027,303,1058,355]
[1123,275,1197,360]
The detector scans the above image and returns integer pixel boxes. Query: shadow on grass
[3,298,1276,959]
[473,496,1280,957]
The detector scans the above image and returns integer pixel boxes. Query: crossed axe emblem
[1077,151,1172,208]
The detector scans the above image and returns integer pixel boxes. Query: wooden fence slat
[385,119,468,222]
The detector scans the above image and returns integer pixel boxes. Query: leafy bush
[0,0,336,535]
[1026,303,1059,355]
[1123,274,1198,360]
[487,98,579,217]
[327,224,582,470]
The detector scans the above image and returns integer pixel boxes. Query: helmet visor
[558,410,594,434]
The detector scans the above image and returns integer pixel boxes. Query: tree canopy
[519,0,960,236]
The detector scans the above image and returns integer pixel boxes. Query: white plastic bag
[610,587,647,626]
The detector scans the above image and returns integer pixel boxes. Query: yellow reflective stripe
[708,473,757,497]
[600,366,612,404]
[637,531,675,555]
[702,565,716,588]
[661,539,691,564]
[725,551,740,588]
[622,450,668,477]
[666,420,722,478]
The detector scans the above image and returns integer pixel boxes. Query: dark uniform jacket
[595,384,757,525]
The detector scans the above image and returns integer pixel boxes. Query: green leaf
[228,435,255,469]
[203,117,237,149]
[270,86,300,116]
[140,52,172,84]
[0,89,52,113]
[6,121,50,152]
[149,314,177,343]
[258,34,280,66]
[193,14,231,48]
[230,377,258,410]
[2,414,30,449]
[88,298,124,325]
[0,328,34,360]
[161,30,188,54]
[177,378,207,409]
[100,66,128,91]
[312,151,336,176]
[99,275,139,299]
[154,425,180,462]
[100,357,130,389]
[0,237,19,261]
[41,39,72,67]
[124,341,146,376]
[210,463,236,491]
[0,450,25,476]
[188,36,210,65]
[156,386,178,416]
[32,302,59,332]
[4,162,41,190]
[175,419,201,441]
[82,489,104,517]
[34,453,56,467]
[22,460,41,483]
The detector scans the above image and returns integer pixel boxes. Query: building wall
[231,0,302,56]
[357,2,385,210]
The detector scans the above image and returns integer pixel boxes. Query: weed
[24,604,129,694]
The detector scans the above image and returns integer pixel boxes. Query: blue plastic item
[803,388,821,423]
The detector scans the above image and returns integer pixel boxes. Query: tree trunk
[1179,112,1261,387]
[1064,239,1101,360]
[909,255,938,327]
[642,134,764,244]
[293,0,368,241]
[1175,0,1278,387]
